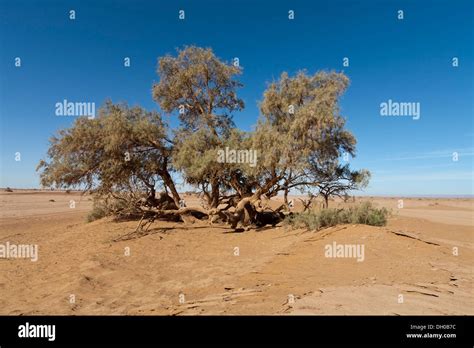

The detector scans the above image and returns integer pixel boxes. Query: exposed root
[388,230,440,246]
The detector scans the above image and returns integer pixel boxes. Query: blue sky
[0,0,473,196]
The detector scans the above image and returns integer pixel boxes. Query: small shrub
[87,201,108,222]
[285,202,389,231]
[5,187,13,192]
[319,208,341,228]
[286,212,321,230]
[86,194,142,222]
[349,201,389,226]
[366,206,389,226]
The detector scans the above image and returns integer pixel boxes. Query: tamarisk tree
[37,46,370,228]
[37,101,180,216]
[152,46,244,209]
[310,161,371,208]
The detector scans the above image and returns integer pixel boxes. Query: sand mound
[0,193,472,315]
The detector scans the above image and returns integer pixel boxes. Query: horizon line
[1,187,473,199]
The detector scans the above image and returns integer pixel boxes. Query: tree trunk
[160,170,181,206]
[144,206,209,221]
[210,178,220,208]
[229,175,283,228]
[323,195,329,209]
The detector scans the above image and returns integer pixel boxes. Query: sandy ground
[0,190,472,315]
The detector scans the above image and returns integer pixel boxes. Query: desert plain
[0,189,472,315]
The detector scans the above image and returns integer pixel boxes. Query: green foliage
[251,71,359,194]
[285,202,389,231]
[153,46,244,134]
[152,46,246,207]
[86,200,108,222]
[37,101,171,196]
[286,211,322,230]
[86,194,142,222]
[314,163,371,207]
[258,71,355,164]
